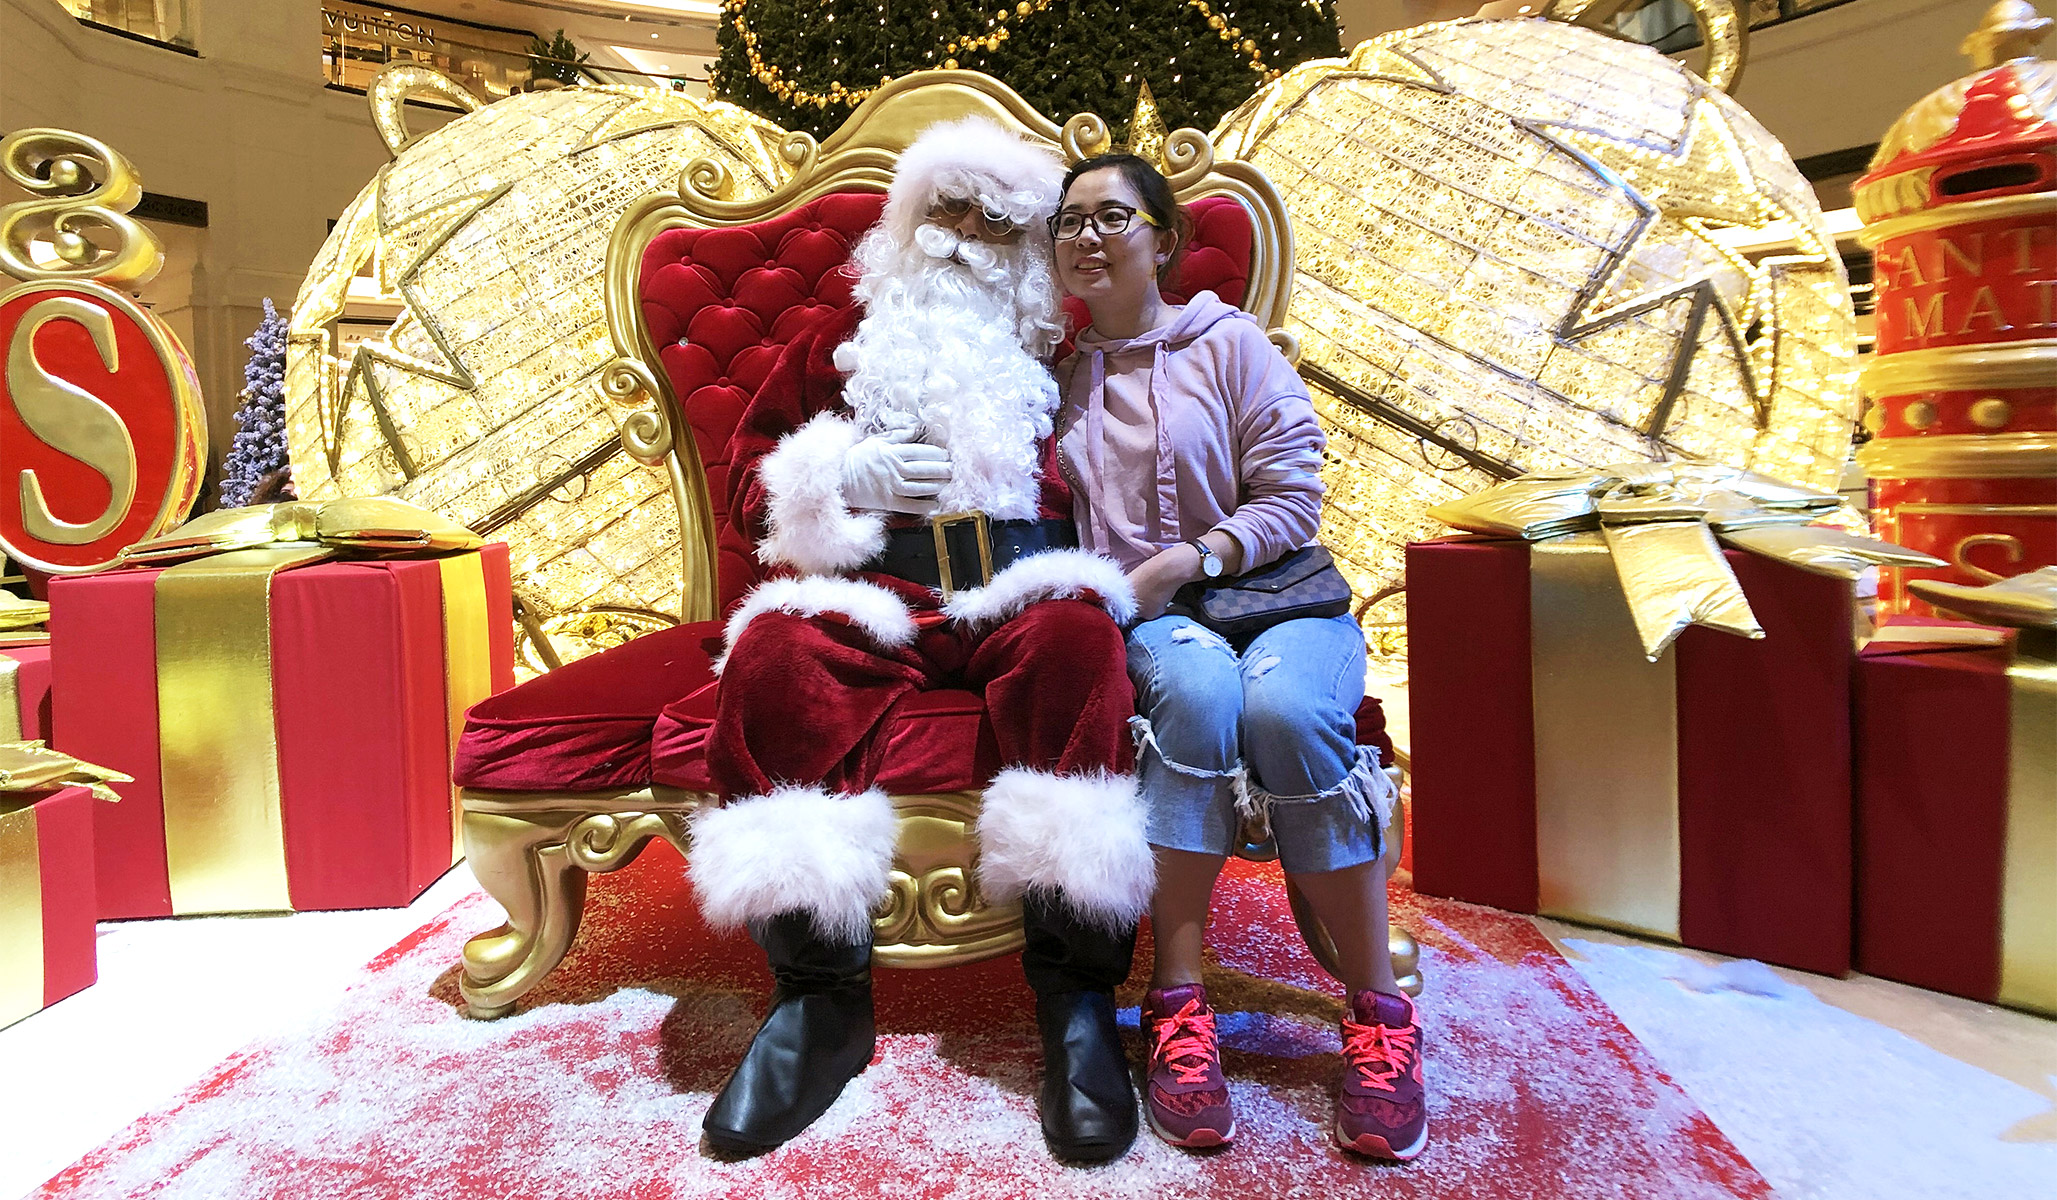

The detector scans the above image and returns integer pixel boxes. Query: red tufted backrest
[640,193,885,612]
[638,191,1255,611]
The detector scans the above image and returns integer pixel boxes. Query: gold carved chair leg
[457,787,701,1019]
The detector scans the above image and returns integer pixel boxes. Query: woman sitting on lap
[1050,153,1427,1161]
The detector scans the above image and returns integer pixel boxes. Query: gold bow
[116,496,483,566]
[1429,463,1944,659]
[0,741,128,803]
[0,592,48,633]
[1910,567,2057,631]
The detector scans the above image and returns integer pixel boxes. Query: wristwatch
[1190,539,1225,579]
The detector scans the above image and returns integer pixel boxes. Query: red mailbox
[1854,3,2056,615]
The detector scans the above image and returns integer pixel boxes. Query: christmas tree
[220,299,294,509]
[710,0,1343,141]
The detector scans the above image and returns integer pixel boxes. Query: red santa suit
[687,116,1151,1162]
[688,299,1152,938]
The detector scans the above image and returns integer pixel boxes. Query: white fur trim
[714,574,918,674]
[975,768,1153,929]
[687,785,897,941]
[757,411,889,575]
[882,116,1064,250]
[941,548,1138,628]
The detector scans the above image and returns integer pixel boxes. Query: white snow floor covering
[3,865,2053,1199]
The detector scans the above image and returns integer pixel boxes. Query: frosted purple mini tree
[221,298,295,509]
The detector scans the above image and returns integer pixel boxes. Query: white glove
[842,427,952,516]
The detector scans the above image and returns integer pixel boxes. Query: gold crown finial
[1962,1,2051,70]
[1124,81,1171,170]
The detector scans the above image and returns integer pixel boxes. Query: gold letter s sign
[0,280,206,573]
[6,295,138,543]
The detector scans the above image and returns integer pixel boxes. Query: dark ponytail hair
[1058,153,1191,290]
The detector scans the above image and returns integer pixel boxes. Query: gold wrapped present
[1412,466,1941,974]
[0,745,125,1029]
[49,499,514,917]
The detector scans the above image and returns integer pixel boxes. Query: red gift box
[0,639,51,741]
[47,545,515,917]
[1855,620,2057,1015]
[0,784,97,1030]
[1408,535,1855,976]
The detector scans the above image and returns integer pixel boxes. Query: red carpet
[36,850,1769,1199]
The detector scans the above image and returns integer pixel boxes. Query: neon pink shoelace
[1150,998,1220,1086]
[1341,1015,1417,1093]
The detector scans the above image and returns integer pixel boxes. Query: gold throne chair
[451,71,1413,1019]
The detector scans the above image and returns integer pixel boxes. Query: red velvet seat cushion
[647,688,1386,794]
[452,621,720,791]
[651,687,1001,795]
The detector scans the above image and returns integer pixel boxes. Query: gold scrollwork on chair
[457,786,703,1018]
[870,793,1024,966]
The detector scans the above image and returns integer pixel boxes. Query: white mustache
[911,223,1008,283]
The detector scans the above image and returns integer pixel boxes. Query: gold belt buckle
[930,511,994,600]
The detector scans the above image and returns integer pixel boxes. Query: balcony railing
[321,25,705,102]
[52,0,193,51]
[1612,0,1861,54]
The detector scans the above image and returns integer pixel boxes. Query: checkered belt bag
[1167,545,1353,638]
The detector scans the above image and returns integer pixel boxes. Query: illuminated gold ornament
[1215,9,1857,609]
[284,68,793,662]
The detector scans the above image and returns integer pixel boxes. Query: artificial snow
[1557,934,2057,1200]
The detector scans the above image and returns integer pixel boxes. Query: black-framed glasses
[928,195,1024,239]
[1047,204,1162,240]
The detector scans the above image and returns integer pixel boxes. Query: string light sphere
[284,82,792,661]
[1216,18,1859,609]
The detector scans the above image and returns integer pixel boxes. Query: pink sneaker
[1336,990,1428,1160]
[1141,984,1235,1148]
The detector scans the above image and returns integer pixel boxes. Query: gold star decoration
[1540,92,1833,436]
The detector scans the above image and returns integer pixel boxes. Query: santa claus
[688,116,1151,1161]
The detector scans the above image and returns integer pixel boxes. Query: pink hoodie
[1056,291,1325,573]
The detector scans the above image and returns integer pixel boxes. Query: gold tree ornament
[284,69,794,663]
[1213,17,1857,608]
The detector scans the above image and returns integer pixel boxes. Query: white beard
[832,225,1064,521]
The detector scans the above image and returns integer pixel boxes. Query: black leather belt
[866,513,1076,597]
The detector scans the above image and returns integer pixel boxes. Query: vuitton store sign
[323,3,436,47]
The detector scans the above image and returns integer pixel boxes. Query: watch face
[1199,547,1224,577]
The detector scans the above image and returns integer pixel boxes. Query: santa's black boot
[702,912,875,1154]
[1021,890,1141,1162]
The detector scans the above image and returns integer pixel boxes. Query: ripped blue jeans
[1125,612,1389,874]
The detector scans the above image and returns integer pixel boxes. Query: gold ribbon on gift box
[1429,464,1943,939]
[1901,568,2057,1016]
[0,590,52,742]
[0,743,128,1029]
[117,497,491,914]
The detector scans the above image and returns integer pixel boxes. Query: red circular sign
[0,281,205,572]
